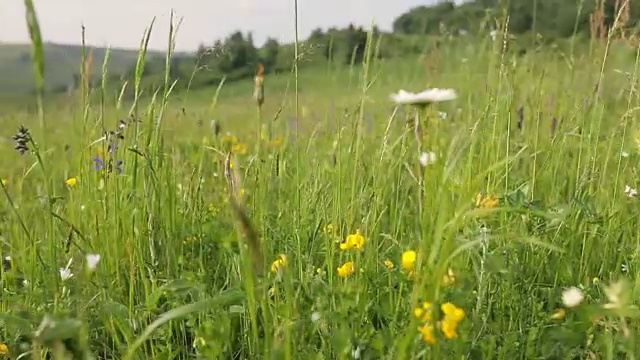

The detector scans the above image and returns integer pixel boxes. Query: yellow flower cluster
[475,193,499,209]
[270,254,287,274]
[337,229,366,278]
[414,301,465,344]
[339,229,365,250]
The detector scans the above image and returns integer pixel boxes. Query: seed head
[12,125,32,155]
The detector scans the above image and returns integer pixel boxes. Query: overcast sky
[0,0,439,52]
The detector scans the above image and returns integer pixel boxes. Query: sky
[0,0,437,52]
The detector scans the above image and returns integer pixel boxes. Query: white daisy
[390,88,457,105]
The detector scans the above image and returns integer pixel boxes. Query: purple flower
[93,157,123,174]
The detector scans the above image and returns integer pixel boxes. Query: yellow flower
[418,324,436,344]
[441,302,465,323]
[339,229,365,250]
[337,261,355,278]
[0,343,7,354]
[1,179,7,186]
[551,308,566,320]
[383,259,395,269]
[271,137,285,147]
[439,318,459,339]
[475,193,499,209]
[413,302,433,322]
[232,142,248,155]
[401,250,417,271]
[270,254,287,274]
[442,268,456,286]
[593,277,600,285]
[65,177,78,187]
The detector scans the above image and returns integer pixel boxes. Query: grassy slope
[0,42,165,94]
[2,37,640,358]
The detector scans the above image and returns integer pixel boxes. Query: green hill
[0,42,164,95]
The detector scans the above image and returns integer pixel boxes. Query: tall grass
[2,1,640,359]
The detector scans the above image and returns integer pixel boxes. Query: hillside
[0,42,164,95]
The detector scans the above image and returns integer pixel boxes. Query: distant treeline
[91,0,640,95]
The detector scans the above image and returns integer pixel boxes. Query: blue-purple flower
[93,157,123,174]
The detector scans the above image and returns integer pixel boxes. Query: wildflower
[1,179,7,186]
[419,152,437,167]
[12,125,32,155]
[0,343,7,355]
[625,185,638,198]
[438,111,448,120]
[339,229,365,250]
[270,254,287,274]
[593,277,600,285]
[383,259,395,269]
[550,308,566,320]
[60,268,73,281]
[621,151,629,158]
[65,177,78,187]
[311,312,321,323]
[418,324,436,344]
[561,287,584,308]
[475,193,499,208]
[401,250,417,271]
[413,302,433,322]
[93,158,123,174]
[438,302,465,339]
[390,89,458,105]
[337,261,355,278]
[441,302,465,322]
[232,142,248,155]
[86,254,101,271]
[442,268,456,286]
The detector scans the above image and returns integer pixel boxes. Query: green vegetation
[3,0,640,359]
[0,43,164,95]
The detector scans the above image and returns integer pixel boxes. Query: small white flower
[390,88,457,105]
[438,111,448,120]
[352,345,363,359]
[59,268,73,281]
[622,263,629,273]
[311,312,321,323]
[86,254,101,271]
[621,151,630,158]
[562,286,584,308]
[419,152,437,167]
[490,30,498,41]
[625,185,638,198]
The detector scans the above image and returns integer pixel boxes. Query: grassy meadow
[3,10,640,360]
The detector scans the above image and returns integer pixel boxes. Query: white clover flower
[86,254,101,271]
[311,312,321,323]
[390,88,457,105]
[562,286,584,308]
[625,185,638,198]
[419,152,437,167]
